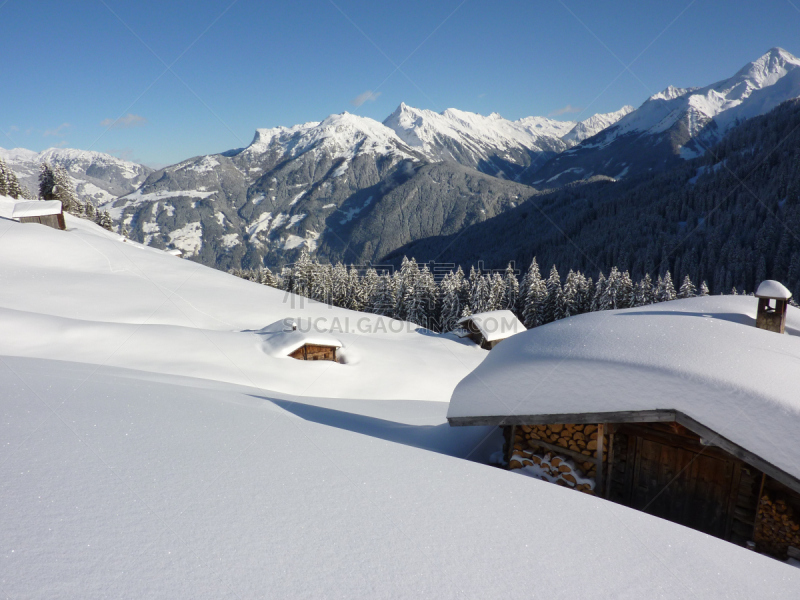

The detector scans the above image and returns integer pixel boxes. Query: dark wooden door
[628,436,736,538]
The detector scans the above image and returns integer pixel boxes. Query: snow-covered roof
[0,195,62,219]
[756,279,792,299]
[258,318,343,357]
[449,296,800,486]
[457,310,526,342]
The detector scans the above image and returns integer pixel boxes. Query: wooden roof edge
[673,412,800,496]
[447,409,800,496]
[446,409,677,428]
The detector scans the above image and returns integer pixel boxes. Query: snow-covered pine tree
[95,210,114,231]
[469,273,492,314]
[348,267,362,310]
[598,267,621,310]
[407,265,436,328]
[290,249,314,298]
[542,265,565,323]
[633,274,655,306]
[619,271,634,309]
[656,272,677,302]
[562,270,580,317]
[395,257,420,321]
[330,262,350,308]
[577,273,594,314]
[488,272,506,311]
[438,271,462,333]
[0,159,23,198]
[39,163,56,201]
[358,268,379,312]
[83,200,96,221]
[678,275,697,299]
[590,272,607,312]
[0,159,8,196]
[310,262,331,303]
[370,271,397,317]
[699,281,710,296]
[502,264,519,311]
[521,257,547,328]
[259,266,280,288]
[53,164,81,215]
[19,185,35,200]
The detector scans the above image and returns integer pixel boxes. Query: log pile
[754,492,800,558]
[507,424,608,495]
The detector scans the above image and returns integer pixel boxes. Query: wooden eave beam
[448,409,800,496]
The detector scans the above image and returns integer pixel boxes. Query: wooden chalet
[0,197,65,230]
[457,310,526,350]
[258,318,343,363]
[448,295,800,559]
[289,342,339,362]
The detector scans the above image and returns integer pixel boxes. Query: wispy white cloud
[43,122,71,137]
[9,125,19,132]
[100,113,148,129]
[548,104,582,117]
[351,90,382,107]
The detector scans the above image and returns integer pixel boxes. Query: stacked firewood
[506,424,608,495]
[755,492,800,558]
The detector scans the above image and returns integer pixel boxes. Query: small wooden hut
[448,297,800,559]
[288,343,339,362]
[257,318,343,363]
[0,198,66,230]
[457,310,526,350]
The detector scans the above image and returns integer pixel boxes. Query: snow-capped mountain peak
[243,112,416,163]
[530,47,800,186]
[560,106,635,145]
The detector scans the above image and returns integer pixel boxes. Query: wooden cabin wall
[607,423,761,546]
[18,214,65,230]
[289,344,337,361]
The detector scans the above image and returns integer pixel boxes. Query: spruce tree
[678,275,697,299]
[656,272,677,302]
[502,264,519,311]
[521,257,547,328]
[39,163,56,201]
[488,272,506,311]
[542,265,565,323]
[591,272,608,312]
[562,270,579,317]
[699,281,710,297]
[96,210,114,231]
[371,271,397,318]
[439,271,463,332]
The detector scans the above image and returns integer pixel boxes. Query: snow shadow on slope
[257,396,501,462]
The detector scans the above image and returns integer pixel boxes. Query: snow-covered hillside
[0,146,152,205]
[0,212,482,400]
[2,215,799,597]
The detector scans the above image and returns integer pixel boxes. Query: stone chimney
[755,280,792,334]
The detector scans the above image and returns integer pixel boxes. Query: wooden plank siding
[288,344,338,361]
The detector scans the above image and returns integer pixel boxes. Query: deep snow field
[1,213,799,598]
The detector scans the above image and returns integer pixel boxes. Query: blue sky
[2,0,799,167]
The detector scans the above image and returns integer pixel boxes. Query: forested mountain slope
[385,99,800,297]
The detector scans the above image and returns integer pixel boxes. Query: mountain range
[2,47,798,277]
[0,147,152,204]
